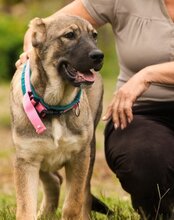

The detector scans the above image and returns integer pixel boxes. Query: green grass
[0,194,16,220]
[0,195,140,220]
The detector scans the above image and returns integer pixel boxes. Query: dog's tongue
[76,71,95,83]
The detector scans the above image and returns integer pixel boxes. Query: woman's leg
[105,115,174,219]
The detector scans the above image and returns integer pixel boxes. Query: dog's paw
[62,207,82,220]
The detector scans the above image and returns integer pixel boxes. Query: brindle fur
[10,15,107,220]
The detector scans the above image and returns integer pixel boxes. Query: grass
[0,194,16,220]
[0,196,140,220]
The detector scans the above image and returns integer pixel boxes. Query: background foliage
[0,0,119,81]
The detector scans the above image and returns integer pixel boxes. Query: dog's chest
[41,118,88,171]
[52,118,81,148]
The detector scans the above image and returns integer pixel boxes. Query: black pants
[104,102,174,220]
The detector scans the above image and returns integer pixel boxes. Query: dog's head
[30,15,104,87]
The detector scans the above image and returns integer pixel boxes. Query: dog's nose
[89,49,104,63]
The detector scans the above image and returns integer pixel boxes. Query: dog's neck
[29,50,80,106]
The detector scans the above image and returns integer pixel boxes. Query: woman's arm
[103,62,174,129]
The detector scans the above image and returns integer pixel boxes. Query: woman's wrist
[139,62,174,85]
[137,66,153,85]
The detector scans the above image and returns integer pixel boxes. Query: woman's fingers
[112,94,132,129]
[15,59,22,68]
[15,51,30,68]
[103,90,134,129]
[111,94,120,129]
[102,102,113,121]
[103,70,150,129]
[116,100,128,129]
[123,98,134,124]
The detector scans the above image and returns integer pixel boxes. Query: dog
[10,15,110,220]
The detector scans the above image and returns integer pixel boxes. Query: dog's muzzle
[59,49,104,87]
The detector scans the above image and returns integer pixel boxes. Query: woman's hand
[103,61,174,129]
[103,70,150,129]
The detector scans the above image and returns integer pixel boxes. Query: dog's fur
[10,15,106,220]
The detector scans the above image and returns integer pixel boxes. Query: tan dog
[10,15,105,220]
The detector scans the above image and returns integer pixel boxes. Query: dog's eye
[92,32,98,40]
[64,32,76,40]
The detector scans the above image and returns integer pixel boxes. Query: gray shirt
[81,0,174,103]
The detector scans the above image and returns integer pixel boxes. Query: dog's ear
[30,17,46,48]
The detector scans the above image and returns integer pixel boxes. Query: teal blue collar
[21,62,82,116]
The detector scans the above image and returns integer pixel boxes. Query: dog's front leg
[82,135,96,220]
[38,171,62,218]
[14,157,40,220]
[62,148,90,220]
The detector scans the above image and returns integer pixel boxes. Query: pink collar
[22,60,46,134]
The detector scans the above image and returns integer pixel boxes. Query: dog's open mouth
[60,63,96,86]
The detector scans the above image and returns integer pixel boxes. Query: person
[16,0,174,219]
